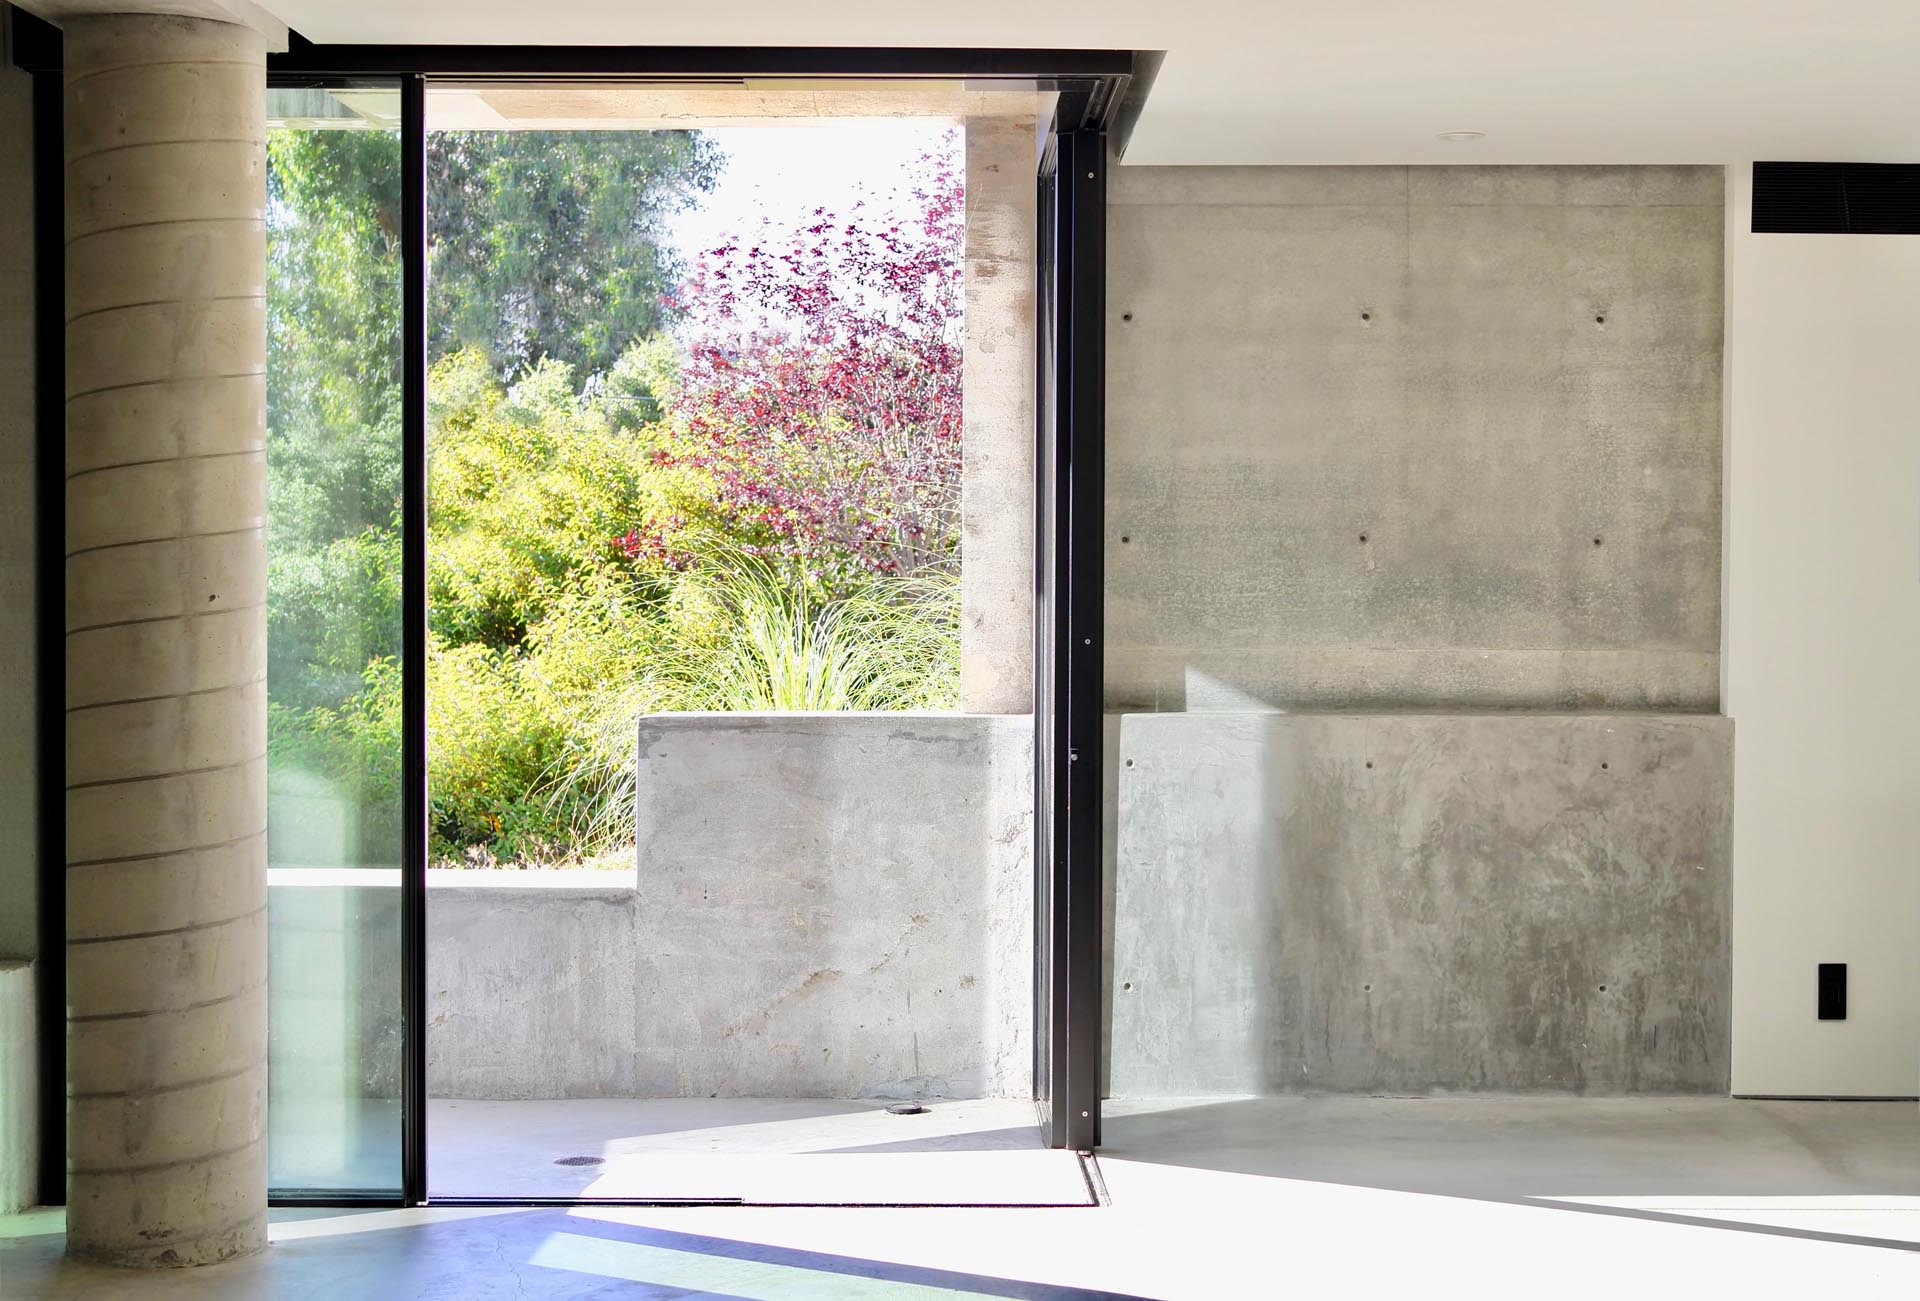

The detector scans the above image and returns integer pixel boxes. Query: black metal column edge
[1059,129,1105,1152]
[1067,129,1113,1151]
[399,73,429,1207]
[1032,137,1061,1147]
[29,48,67,1210]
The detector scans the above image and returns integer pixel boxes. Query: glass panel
[263,82,405,1196]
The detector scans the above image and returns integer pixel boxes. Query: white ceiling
[264,0,1920,166]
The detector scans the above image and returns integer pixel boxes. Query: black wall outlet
[1817,963,1847,1020]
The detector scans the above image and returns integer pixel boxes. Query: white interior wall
[1725,163,1920,1096]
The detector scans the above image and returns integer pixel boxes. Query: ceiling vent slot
[1752,162,1920,234]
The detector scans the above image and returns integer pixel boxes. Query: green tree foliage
[417,354,958,863]
[266,119,720,860]
[267,117,956,868]
[266,128,406,714]
[428,132,722,377]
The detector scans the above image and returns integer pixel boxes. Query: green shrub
[275,343,964,868]
[539,552,960,858]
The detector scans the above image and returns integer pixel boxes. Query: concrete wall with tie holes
[1102,165,1730,1094]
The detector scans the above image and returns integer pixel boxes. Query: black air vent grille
[1753,162,1920,234]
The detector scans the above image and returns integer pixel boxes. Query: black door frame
[11,4,67,1212]
[1034,127,1105,1153]
[19,22,1128,1207]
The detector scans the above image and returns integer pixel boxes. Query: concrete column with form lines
[59,10,268,1266]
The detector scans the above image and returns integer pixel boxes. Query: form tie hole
[1358,533,1369,544]
[1123,981,1134,992]
[1124,758,1135,769]
[1595,314,1606,325]
[1120,535,1130,544]
[1360,311,1372,322]
[1600,761,1610,771]
[1364,761,1373,769]
[1122,312,1134,322]
[1593,536,1603,547]
[1598,984,1608,992]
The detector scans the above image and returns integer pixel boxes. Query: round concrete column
[61,13,268,1267]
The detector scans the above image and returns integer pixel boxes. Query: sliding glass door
[262,81,407,1198]
[257,54,1122,1205]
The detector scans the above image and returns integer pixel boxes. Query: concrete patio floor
[427,1097,1089,1203]
[4,1097,1917,1299]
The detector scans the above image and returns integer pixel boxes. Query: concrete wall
[1724,166,1920,1097]
[633,713,1032,1099]
[428,872,637,1098]
[1102,164,1733,1096]
[0,54,36,965]
[0,51,36,1220]
[267,714,1034,1104]
[1105,165,1725,712]
[959,117,1037,713]
[1110,713,1732,1095]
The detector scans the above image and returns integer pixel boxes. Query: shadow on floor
[814,1126,1045,1154]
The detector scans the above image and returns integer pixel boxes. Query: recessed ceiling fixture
[1436,130,1486,142]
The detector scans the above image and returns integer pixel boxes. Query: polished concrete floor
[5,1097,1918,1299]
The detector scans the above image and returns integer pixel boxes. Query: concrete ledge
[1110,712,1732,1095]
[1,960,37,1213]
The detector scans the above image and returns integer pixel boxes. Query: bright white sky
[664,120,954,266]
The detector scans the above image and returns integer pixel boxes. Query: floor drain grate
[554,1155,606,1167]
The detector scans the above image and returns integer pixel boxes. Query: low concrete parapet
[633,712,1034,1099]
[266,712,1035,1106]
[267,708,1725,1106]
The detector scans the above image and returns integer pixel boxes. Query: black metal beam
[398,72,429,1208]
[5,6,62,75]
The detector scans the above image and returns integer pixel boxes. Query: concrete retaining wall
[633,712,1033,1099]
[1110,712,1732,1095]
[266,712,1033,1105]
